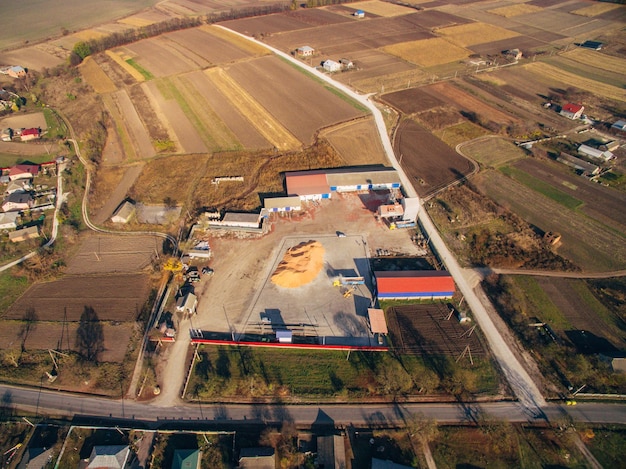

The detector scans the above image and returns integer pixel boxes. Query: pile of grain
[271,240,325,288]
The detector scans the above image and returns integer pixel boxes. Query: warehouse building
[374,270,455,299]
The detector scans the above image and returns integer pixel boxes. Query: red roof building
[8,164,39,181]
[20,128,41,141]
[285,170,331,200]
[560,103,584,120]
[375,270,455,299]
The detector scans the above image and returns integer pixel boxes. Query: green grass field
[0,270,30,315]
[126,59,154,80]
[0,153,54,167]
[461,137,526,168]
[500,165,583,210]
[512,276,572,330]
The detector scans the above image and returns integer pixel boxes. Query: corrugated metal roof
[264,196,302,209]
[286,171,330,196]
[326,169,399,187]
[375,271,455,294]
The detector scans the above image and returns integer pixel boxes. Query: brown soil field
[109,89,155,159]
[332,50,417,87]
[321,117,388,166]
[415,106,466,132]
[488,4,543,18]
[127,85,171,147]
[89,164,133,217]
[572,3,623,17]
[533,277,623,348]
[0,46,64,71]
[105,50,145,83]
[93,53,137,87]
[1,112,47,130]
[145,80,208,154]
[382,87,445,114]
[285,8,353,26]
[428,82,520,125]
[165,28,253,66]
[468,35,545,56]
[0,320,135,362]
[200,25,271,56]
[399,11,472,30]
[528,0,568,7]
[65,234,161,274]
[394,119,475,197]
[512,158,626,232]
[438,22,519,47]
[350,67,430,94]
[386,304,485,356]
[125,37,195,77]
[6,273,152,322]
[474,170,626,271]
[79,57,117,94]
[184,70,269,150]
[350,0,416,17]
[102,94,138,160]
[461,137,526,168]
[226,55,365,145]
[384,37,470,67]
[220,13,312,36]
[511,10,605,36]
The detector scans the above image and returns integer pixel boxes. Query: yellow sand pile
[271,240,325,288]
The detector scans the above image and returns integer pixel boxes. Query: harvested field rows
[562,49,626,74]
[438,22,519,47]
[284,8,353,27]
[226,55,365,145]
[102,94,138,160]
[384,37,470,67]
[474,170,626,271]
[105,50,144,82]
[125,38,195,77]
[220,14,312,36]
[110,89,155,158]
[382,87,445,114]
[488,4,543,17]
[0,321,134,362]
[572,3,623,17]
[205,25,271,56]
[205,68,299,151]
[523,62,626,102]
[321,117,388,166]
[7,274,151,322]
[349,0,415,16]
[386,304,485,356]
[65,234,161,274]
[166,28,253,66]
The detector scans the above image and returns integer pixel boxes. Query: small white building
[176,292,197,315]
[0,211,18,230]
[560,103,584,120]
[263,196,302,213]
[354,9,365,18]
[111,201,135,223]
[578,144,614,162]
[296,46,314,57]
[322,60,341,73]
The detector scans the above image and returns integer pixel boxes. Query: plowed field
[321,117,388,166]
[382,87,445,114]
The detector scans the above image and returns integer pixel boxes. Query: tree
[72,41,91,60]
[18,308,38,352]
[76,306,105,362]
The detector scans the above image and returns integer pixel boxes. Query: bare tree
[76,306,105,362]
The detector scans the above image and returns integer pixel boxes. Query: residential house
[505,48,522,60]
[238,447,275,469]
[317,435,347,469]
[323,60,341,73]
[556,152,600,175]
[86,445,131,469]
[611,120,626,134]
[172,449,201,469]
[339,58,354,69]
[0,211,18,230]
[296,46,314,57]
[2,192,33,212]
[560,103,584,120]
[20,128,41,141]
[7,66,26,78]
[578,144,614,162]
[9,164,39,181]
[1,128,12,141]
[9,225,39,243]
[6,179,31,194]
[176,292,197,315]
[354,9,365,17]
[372,459,414,469]
[111,201,135,223]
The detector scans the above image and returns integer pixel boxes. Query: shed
[1,128,12,141]
[505,48,522,60]
[276,329,293,343]
[87,446,130,469]
[401,197,420,222]
[374,270,455,299]
[560,103,584,120]
[578,144,614,162]
[9,226,39,243]
[0,211,18,230]
[326,168,400,192]
[209,212,261,229]
[317,435,346,469]
[111,201,135,223]
[239,447,275,469]
[286,170,331,200]
[556,152,600,175]
[339,58,354,69]
[354,10,365,17]
[323,60,342,73]
[297,46,315,56]
[7,66,26,78]
[263,196,302,212]
[580,40,603,50]
[368,308,388,335]
[6,179,31,194]
[176,292,197,314]
[172,449,201,469]
[611,120,626,133]
[20,128,40,141]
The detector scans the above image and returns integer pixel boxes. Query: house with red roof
[20,128,40,141]
[8,164,39,181]
[560,103,584,120]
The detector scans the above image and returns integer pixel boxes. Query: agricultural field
[393,119,475,197]
[460,137,527,169]
[79,57,117,94]
[437,22,519,47]
[384,37,471,67]
[382,87,445,114]
[488,4,543,17]
[572,2,623,17]
[348,0,415,17]
[6,273,151,322]
[321,117,388,166]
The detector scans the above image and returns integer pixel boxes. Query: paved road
[218,27,547,412]
[1,384,624,427]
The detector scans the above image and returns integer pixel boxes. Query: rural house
[176,292,197,315]
[172,449,201,469]
[354,9,365,17]
[296,46,314,57]
[7,66,26,78]
[560,103,584,120]
[317,435,347,469]
[578,144,614,162]
[9,225,39,243]
[505,48,522,60]
[372,458,414,469]
[111,200,135,223]
[2,192,33,212]
[0,211,18,230]
[8,164,39,181]
[6,179,31,194]
[322,60,341,73]
[87,445,131,469]
[20,128,41,141]
[1,128,12,141]
[238,447,276,469]
[339,58,354,69]
[611,120,626,134]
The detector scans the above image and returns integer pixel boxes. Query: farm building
[8,225,39,243]
[317,435,347,469]
[209,212,262,230]
[238,447,276,469]
[20,128,40,141]
[8,164,39,181]
[296,46,314,57]
[0,211,18,230]
[378,203,404,219]
[2,192,33,212]
[505,48,522,60]
[176,292,197,315]
[374,270,455,299]
[326,167,400,192]
[87,445,130,469]
[560,103,584,120]
[6,179,31,194]
[172,449,201,469]
[580,40,603,50]
[368,308,388,336]
[286,170,331,200]
[7,66,26,78]
[1,128,12,141]
[354,9,365,18]
[401,197,419,223]
[323,60,341,73]
[339,58,354,69]
[557,152,600,175]
[111,201,135,223]
[578,144,614,162]
[263,195,302,212]
[611,120,626,133]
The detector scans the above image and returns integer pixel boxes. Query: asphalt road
[1,384,624,428]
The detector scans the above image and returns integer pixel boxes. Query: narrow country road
[217,26,547,412]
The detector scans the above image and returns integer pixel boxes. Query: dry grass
[523,62,626,102]
[437,22,519,47]
[73,29,106,41]
[205,67,301,151]
[572,3,623,17]
[353,68,429,94]
[434,122,489,147]
[349,0,415,16]
[384,37,470,67]
[488,4,543,18]
[118,16,156,27]
[562,48,626,74]
[105,49,145,82]
[461,137,527,168]
[206,25,271,57]
[80,56,117,94]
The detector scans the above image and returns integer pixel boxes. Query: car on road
[201,266,214,276]
[336,231,346,238]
